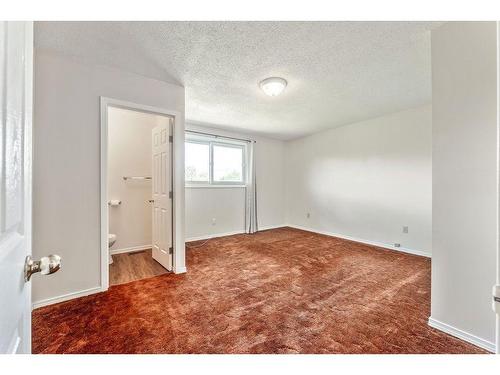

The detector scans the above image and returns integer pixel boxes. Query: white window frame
[185,139,211,185]
[211,141,246,185]
[185,135,247,187]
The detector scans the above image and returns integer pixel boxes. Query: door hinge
[169,191,173,199]
[169,135,173,143]
[168,247,173,255]
[493,285,500,314]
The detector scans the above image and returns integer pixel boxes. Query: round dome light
[259,77,287,97]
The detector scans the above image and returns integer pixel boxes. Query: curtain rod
[185,129,255,143]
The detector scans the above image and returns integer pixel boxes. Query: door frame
[496,20,500,355]
[99,97,185,291]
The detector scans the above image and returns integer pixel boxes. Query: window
[213,143,244,182]
[185,142,210,183]
[185,135,246,186]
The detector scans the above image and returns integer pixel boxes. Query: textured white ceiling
[35,21,439,140]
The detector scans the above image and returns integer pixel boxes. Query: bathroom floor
[109,249,169,286]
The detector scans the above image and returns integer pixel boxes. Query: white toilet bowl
[108,234,117,264]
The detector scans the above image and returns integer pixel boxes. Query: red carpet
[32,227,487,354]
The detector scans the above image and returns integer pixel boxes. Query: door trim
[99,97,185,292]
[496,20,500,354]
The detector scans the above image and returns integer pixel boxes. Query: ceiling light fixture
[259,77,287,97]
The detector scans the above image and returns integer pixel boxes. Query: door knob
[24,254,61,282]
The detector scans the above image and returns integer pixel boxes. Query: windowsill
[185,184,247,189]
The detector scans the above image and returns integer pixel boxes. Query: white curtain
[245,141,258,234]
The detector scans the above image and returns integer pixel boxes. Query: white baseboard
[286,224,431,258]
[186,230,245,242]
[32,286,103,310]
[258,224,287,231]
[174,266,187,274]
[110,244,152,255]
[428,317,495,353]
[185,225,287,242]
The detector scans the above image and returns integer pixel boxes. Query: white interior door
[0,21,33,354]
[151,120,172,271]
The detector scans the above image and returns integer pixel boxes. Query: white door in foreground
[151,120,172,270]
[0,21,33,354]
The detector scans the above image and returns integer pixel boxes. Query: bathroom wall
[33,51,185,307]
[107,107,169,252]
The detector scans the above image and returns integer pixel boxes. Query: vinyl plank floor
[109,249,168,286]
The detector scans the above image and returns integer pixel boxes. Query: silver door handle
[24,254,61,282]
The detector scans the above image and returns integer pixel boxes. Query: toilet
[108,234,117,264]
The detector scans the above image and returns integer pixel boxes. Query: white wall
[186,187,246,240]
[285,105,432,256]
[430,21,497,351]
[108,107,169,252]
[185,124,286,240]
[33,51,185,306]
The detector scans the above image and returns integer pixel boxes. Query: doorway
[100,98,179,289]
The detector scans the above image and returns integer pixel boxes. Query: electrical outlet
[211,218,216,226]
[402,226,409,234]
[306,212,311,219]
